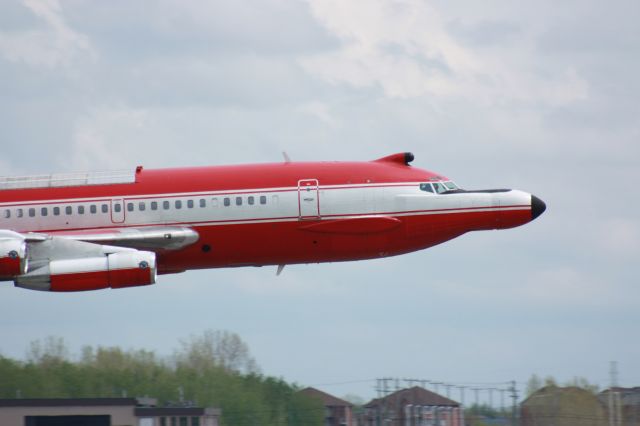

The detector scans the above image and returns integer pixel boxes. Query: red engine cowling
[0,237,28,280]
[15,251,156,292]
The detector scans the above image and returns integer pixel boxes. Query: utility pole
[457,386,466,407]
[433,382,442,395]
[445,384,453,399]
[609,361,621,426]
[509,380,518,426]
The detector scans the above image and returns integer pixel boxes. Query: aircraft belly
[156,219,412,270]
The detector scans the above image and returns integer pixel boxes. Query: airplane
[0,152,545,292]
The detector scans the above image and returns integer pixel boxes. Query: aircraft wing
[0,226,198,292]
[48,226,199,251]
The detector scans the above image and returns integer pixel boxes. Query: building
[520,385,606,426]
[359,386,463,426]
[299,387,354,426]
[598,387,640,426]
[0,397,221,426]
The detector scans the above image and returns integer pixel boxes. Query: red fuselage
[0,153,545,288]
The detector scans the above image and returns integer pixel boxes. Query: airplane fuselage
[0,153,545,291]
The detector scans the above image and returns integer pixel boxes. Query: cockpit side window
[432,182,447,194]
[444,181,458,190]
[419,183,434,193]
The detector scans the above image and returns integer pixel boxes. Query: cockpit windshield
[419,181,459,194]
[444,181,458,190]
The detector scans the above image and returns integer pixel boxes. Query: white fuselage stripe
[0,184,532,233]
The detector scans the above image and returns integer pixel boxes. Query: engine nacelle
[0,233,28,280]
[15,251,156,292]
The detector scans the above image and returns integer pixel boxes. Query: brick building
[299,387,354,426]
[598,387,640,426]
[359,386,463,426]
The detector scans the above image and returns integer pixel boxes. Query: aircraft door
[298,179,320,219]
[111,198,125,223]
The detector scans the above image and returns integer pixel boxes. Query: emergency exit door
[298,179,319,219]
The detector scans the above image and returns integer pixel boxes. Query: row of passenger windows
[2,204,110,218]
[1,195,271,219]
[125,195,268,213]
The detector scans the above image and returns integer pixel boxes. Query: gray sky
[1,0,639,403]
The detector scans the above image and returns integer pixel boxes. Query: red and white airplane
[0,153,545,292]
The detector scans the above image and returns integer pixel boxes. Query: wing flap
[49,226,199,251]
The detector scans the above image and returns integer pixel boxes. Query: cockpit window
[419,183,433,193]
[432,182,447,194]
[422,180,460,194]
[444,181,458,190]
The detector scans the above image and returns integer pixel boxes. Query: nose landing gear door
[298,179,320,219]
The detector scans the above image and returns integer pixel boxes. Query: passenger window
[151,201,158,211]
[102,204,108,213]
[66,206,73,215]
[420,183,433,193]
[90,205,97,214]
[199,199,206,208]
[163,200,170,210]
[211,198,219,207]
[187,199,194,209]
[224,198,230,207]
[260,195,267,205]
[139,202,145,211]
[3,209,9,219]
[248,196,255,205]
[78,206,85,214]
[127,203,134,212]
[53,206,60,216]
[175,200,182,209]
[29,208,35,217]
[236,197,242,206]
[17,208,23,218]
[41,207,48,216]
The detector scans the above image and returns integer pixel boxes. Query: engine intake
[0,233,28,280]
[15,251,156,292]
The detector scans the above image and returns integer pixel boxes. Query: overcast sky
[1,0,639,405]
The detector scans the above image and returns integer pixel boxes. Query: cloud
[0,0,95,68]
[68,106,152,170]
[597,219,640,261]
[298,101,340,128]
[302,0,588,105]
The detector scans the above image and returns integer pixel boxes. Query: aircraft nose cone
[531,195,546,221]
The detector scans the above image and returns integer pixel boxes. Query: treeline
[0,330,324,426]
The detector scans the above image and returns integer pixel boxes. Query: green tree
[564,376,599,394]
[526,374,543,396]
[0,331,324,426]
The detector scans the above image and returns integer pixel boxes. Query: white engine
[15,250,157,292]
[0,231,28,280]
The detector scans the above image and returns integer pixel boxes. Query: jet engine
[15,251,156,292]
[0,233,28,279]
